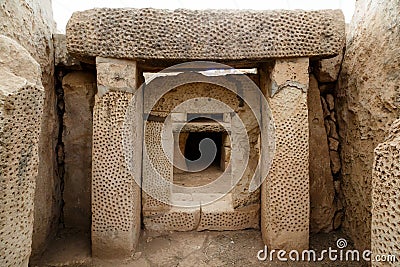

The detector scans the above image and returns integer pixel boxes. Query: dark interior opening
[187,113,223,122]
[184,132,223,168]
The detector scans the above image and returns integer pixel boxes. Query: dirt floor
[32,229,368,267]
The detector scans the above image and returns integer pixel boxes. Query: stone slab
[67,8,345,62]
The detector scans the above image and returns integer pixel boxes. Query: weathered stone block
[143,208,201,232]
[67,9,345,62]
[315,52,343,82]
[0,35,44,267]
[96,57,138,96]
[270,58,309,96]
[0,1,58,257]
[198,204,260,231]
[328,137,340,151]
[54,34,81,68]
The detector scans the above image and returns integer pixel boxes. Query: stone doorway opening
[142,77,262,232]
[174,127,228,188]
[171,115,232,206]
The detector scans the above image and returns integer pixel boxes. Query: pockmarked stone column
[261,58,310,251]
[372,119,400,267]
[92,57,142,259]
[0,36,44,267]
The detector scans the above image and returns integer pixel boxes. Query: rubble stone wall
[308,44,344,233]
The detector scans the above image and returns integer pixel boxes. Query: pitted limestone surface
[0,35,44,267]
[198,204,260,231]
[266,87,309,233]
[143,209,200,232]
[143,120,173,211]
[92,91,140,233]
[0,86,44,267]
[372,120,400,266]
[66,8,345,61]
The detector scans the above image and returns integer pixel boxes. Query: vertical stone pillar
[92,57,142,259]
[0,36,44,267]
[260,58,310,251]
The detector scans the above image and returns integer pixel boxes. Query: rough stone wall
[308,74,336,233]
[0,35,44,267]
[371,119,400,267]
[62,72,96,230]
[337,0,400,250]
[0,0,57,257]
[308,44,344,234]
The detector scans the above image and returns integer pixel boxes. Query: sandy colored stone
[66,9,344,62]
[337,0,400,251]
[334,181,341,195]
[54,34,81,68]
[315,51,344,82]
[96,57,138,96]
[270,58,309,96]
[308,74,335,233]
[0,39,41,86]
[321,96,330,118]
[143,208,201,232]
[261,58,309,251]
[329,111,337,122]
[92,91,141,259]
[0,35,44,267]
[62,71,96,230]
[326,94,335,110]
[328,119,339,139]
[198,195,260,231]
[371,119,400,267]
[92,58,142,259]
[0,0,57,258]
[328,137,340,151]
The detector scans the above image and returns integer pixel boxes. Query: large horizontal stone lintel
[66,8,345,63]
